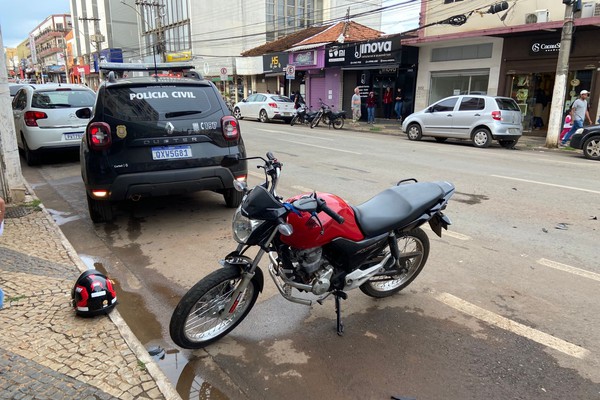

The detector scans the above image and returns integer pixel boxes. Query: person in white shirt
[561,90,593,146]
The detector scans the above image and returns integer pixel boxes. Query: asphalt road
[22,120,600,400]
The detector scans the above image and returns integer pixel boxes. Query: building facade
[28,14,72,83]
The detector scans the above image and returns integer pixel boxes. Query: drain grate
[4,206,36,219]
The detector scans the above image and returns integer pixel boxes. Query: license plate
[283,112,291,116]
[64,132,83,140]
[151,145,192,160]
[508,128,520,134]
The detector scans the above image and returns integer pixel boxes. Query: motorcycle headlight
[232,206,263,244]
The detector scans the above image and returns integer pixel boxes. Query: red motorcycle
[170,152,455,348]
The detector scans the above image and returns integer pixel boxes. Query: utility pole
[546,2,575,148]
[0,26,25,202]
[79,16,103,87]
[135,0,166,62]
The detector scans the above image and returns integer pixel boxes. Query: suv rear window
[32,89,95,109]
[495,98,520,111]
[103,85,220,121]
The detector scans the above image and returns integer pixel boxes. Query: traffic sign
[220,67,228,81]
[285,65,295,79]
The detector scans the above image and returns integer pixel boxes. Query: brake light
[24,111,47,126]
[268,102,277,108]
[88,122,112,150]
[491,111,502,121]
[221,116,239,141]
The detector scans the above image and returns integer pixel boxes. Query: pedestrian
[366,91,376,124]
[351,87,362,125]
[560,112,572,143]
[383,87,393,119]
[0,195,5,309]
[394,88,403,121]
[561,90,593,146]
[294,91,304,109]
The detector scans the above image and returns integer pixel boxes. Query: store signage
[529,39,561,56]
[263,52,286,73]
[292,50,317,66]
[325,37,401,67]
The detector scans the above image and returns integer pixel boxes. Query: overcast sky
[0,0,418,49]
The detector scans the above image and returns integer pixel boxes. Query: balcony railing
[38,46,63,59]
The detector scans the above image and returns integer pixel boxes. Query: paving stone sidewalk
[0,196,181,400]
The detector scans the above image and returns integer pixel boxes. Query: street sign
[285,65,295,80]
[220,67,228,81]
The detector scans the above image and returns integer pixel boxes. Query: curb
[21,179,182,400]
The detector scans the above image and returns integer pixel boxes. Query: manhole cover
[5,206,36,219]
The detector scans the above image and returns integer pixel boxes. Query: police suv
[79,64,247,223]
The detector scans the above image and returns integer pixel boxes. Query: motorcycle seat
[352,183,444,237]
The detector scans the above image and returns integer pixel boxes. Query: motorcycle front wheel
[290,115,298,126]
[359,228,430,298]
[169,266,259,349]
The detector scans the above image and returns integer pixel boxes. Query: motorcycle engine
[290,247,332,295]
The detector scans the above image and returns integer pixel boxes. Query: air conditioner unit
[595,3,600,16]
[581,2,596,18]
[525,10,548,24]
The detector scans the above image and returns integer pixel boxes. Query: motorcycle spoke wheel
[360,228,430,298]
[169,267,259,349]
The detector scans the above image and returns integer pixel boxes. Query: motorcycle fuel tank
[281,193,364,249]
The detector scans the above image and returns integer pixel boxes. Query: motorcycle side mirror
[76,107,92,119]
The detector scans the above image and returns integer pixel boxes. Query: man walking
[351,87,361,125]
[561,90,593,146]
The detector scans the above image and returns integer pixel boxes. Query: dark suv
[80,73,247,223]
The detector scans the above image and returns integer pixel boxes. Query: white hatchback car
[233,93,296,123]
[402,95,523,148]
[12,83,96,165]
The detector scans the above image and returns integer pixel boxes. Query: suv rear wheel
[223,188,243,208]
[87,194,114,223]
[472,128,492,148]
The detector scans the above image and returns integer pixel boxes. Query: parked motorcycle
[310,99,346,129]
[169,152,455,349]
[290,105,318,126]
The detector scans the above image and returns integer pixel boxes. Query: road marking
[423,225,471,241]
[255,128,333,141]
[491,175,600,195]
[279,139,362,155]
[537,258,600,282]
[435,292,590,359]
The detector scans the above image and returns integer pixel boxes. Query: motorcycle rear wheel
[359,228,430,298]
[169,266,259,349]
[332,118,344,129]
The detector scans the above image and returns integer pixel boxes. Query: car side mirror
[76,107,92,119]
[427,107,434,113]
[242,99,247,102]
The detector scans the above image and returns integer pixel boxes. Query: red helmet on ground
[71,269,117,316]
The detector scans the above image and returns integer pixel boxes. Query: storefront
[325,37,418,119]
[498,29,600,132]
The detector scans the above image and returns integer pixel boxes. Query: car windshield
[32,89,95,109]
[495,98,520,111]
[270,95,292,103]
[103,85,218,121]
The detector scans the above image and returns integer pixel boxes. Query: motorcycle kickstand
[334,290,347,336]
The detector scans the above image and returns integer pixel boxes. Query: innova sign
[325,37,401,67]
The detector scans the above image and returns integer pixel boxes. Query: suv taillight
[221,116,239,141]
[491,111,502,121]
[24,111,47,126]
[88,122,112,150]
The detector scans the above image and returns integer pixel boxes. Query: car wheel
[223,188,243,208]
[86,193,113,223]
[22,135,41,166]
[406,123,422,141]
[472,128,492,148]
[259,110,269,123]
[233,107,242,119]
[499,139,519,149]
[582,135,600,160]
[434,137,447,143]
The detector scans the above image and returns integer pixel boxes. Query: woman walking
[366,91,376,124]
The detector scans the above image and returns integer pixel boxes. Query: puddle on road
[79,255,229,400]
[46,208,82,225]
[451,192,490,205]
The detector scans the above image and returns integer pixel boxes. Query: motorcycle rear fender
[428,213,452,237]
[221,252,264,292]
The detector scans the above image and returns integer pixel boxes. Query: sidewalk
[0,189,181,399]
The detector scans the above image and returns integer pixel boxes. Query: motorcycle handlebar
[316,197,345,224]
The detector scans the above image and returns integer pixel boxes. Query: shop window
[430,69,489,104]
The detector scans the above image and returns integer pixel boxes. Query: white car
[11,83,96,165]
[233,93,296,123]
[401,95,523,148]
